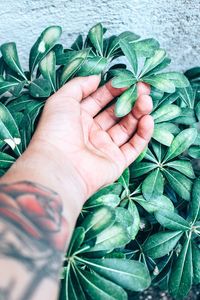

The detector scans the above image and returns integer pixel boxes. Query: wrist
[0,143,87,227]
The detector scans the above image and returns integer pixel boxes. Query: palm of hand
[32,75,153,197]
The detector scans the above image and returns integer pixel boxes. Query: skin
[0,75,154,299]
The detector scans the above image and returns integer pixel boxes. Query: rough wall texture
[0,0,199,71]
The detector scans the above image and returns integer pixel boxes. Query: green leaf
[185,67,200,80]
[168,238,193,299]
[81,206,115,241]
[88,23,104,56]
[171,108,196,125]
[195,101,200,121]
[142,169,164,201]
[164,128,197,162]
[29,78,51,98]
[127,201,140,239]
[115,84,137,117]
[68,267,86,300]
[111,70,136,88]
[156,72,189,88]
[151,104,181,123]
[165,160,195,179]
[131,38,160,57]
[29,26,62,74]
[155,210,191,231]
[77,268,127,300]
[154,122,180,135]
[84,194,121,209]
[60,58,85,86]
[177,85,194,108]
[143,231,183,259]
[188,177,200,223]
[192,243,200,284]
[163,169,193,201]
[135,195,174,213]
[39,50,56,92]
[77,56,108,76]
[0,102,21,156]
[1,42,27,80]
[118,167,130,191]
[85,222,130,252]
[71,34,83,51]
[144,57,171,77]
[142,74,176,93]
[140,49,166,77]
[0,79,19,96]
[188,146,200,158]
[83,258,151,291]
[119,39,138,75]
[86,183,122,204]
[0,152,15,169]
[130,162,157,178]
[153,126,174,146]
[67,227,85,256]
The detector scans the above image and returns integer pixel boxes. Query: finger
[94,82,151,131]
[49,75,101,102]
[120,115,154,167]
[81,80,126,116]
[107,94,152,146]
[137,82,151,96]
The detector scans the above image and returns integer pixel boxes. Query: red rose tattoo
[0,181,68,300]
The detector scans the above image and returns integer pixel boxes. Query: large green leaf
[168,238,193,299]
[135,195,174,214]
[142,74,176,93]
[127,201,140,239]
[192,243,200,284]
[29,26,62,74]
[0,79,19,96]
[130,162,157,178]
[155,210,191,231]
[0,152,15,169]
[115,84,137,117]
[139,49,166,77]
[111,70,136,88]
[142,169,164,201]
[151,104,181,123]
[82,258,151,291]
[165,160,195,179]
[0,102,21,155]
[177,85,194,108]
[81,206,115,241]
[85,222,130,252]
[188,177,200,223]
[39,50,56,92]
[188,146,200,158]
[131,38,160,57]
[78,268,127,300]
[153,126,174,146]
[68,267,86,300]
[164,128,197,162]
[163,169,193,201]
[119,39,138,75]
[84,194,121,209]
[77,56,108,76]
[29,78,51,98]
[155,72,189,88]
[143,231,183,259]
[1,42,27,80]
[67,227,85,256]
[60,58,85,86]
[88,23,104,56]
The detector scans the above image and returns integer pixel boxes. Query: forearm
[0,146,87,300]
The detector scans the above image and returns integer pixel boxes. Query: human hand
[2,75,153,214]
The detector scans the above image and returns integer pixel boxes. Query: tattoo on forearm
[0,181,68,300]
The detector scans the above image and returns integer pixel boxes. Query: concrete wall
[0,0,199,71]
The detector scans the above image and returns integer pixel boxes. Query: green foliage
[0,23,199,299]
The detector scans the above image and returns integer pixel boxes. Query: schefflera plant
[0,23,199,300]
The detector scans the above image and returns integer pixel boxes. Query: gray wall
[0,0,199,71]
